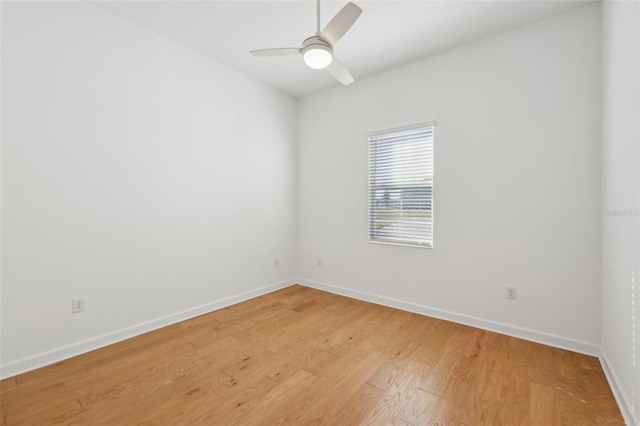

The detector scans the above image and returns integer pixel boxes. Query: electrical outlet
[72,298,85,313]
[506,287,517,300]
[317,258,323,267]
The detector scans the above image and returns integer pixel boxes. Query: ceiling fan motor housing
[302,36,333,69]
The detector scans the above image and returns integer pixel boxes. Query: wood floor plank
[410,318,451,366]
[295,350,388,424]
[377,313,429,368]
[189,319,256,348]
[0,378,17,394]
[195,375,280,424]
[530,382,561,426]
[2,382,82,426]
[439,378,477,425]
[321,382,385,425]
[358,368,424,425]
[265,294,364,354]
[368,362,403,392]
[451,328,489,384]
[398,387,440,425]
[419,331,470,396]
[405,359,432,391]
[233,369,318,425]
[0,285,624,425]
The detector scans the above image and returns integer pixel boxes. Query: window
[368,123,434,248]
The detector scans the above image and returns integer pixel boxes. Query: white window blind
[368,123,434,248]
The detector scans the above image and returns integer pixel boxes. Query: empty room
[1,0,638,424]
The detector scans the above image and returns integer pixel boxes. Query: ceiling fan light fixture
[303,44,333,69]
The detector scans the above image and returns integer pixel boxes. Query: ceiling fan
[250,0,362,86]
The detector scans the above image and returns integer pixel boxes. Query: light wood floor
[0,285,624,425]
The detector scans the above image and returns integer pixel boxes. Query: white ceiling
[97,0,593,98]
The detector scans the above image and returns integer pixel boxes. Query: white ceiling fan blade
[250,48,302,57]
[319,2,362,46]
[327,57,354,85]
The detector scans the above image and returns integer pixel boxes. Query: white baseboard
[296,277,600,356]
[599,349,639,426]
[0,278,297,380]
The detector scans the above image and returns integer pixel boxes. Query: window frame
[367,122,435,249]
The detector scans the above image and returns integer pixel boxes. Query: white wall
[601,1,640,424]
[0,2,297,377]
[297,5,602,353]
